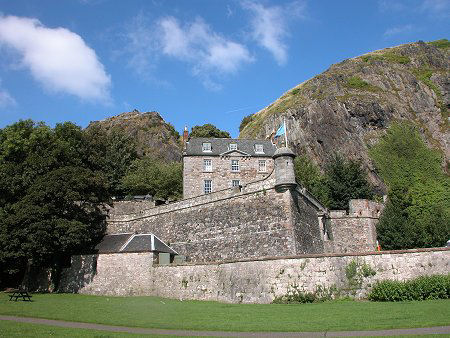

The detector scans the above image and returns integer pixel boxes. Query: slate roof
[184,138,276,157]
[95,233,177,254]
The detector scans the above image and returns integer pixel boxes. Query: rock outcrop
[88,110,182,162]
[239,40,449,191]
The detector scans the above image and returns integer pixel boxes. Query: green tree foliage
[0,120,110,287]
[121,158,182,200]
[294,155,329,205]
[324,154,374,210]
[294,153,373,210]
[190,124,230,138]
[239,114,254,132]
[370,122,450,249]
[83,125,138,196]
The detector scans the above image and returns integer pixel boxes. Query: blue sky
[0,0,448,137]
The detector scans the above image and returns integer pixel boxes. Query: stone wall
[105,169,326,262]
[59,248,450,303]
[59,253,154,295]
[106,200,155,217]
[183,154,274,198]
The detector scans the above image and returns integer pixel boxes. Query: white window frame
[229,143,238,151]
[204,180,212,194]
[231,159,239,172]
[202,142,212,152]
[203,159,212,172]
[255,144,264,154]
[258,160,267,172]
[232,179,240,187]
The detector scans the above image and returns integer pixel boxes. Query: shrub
[369,274,450,302]
[273,284,338,304]
[428,39,450,49]
[239,114,254,132]
[382,52,411,64]
[345,76,380,92]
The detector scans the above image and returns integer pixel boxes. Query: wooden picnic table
[8,290,32,301]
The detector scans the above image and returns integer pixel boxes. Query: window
[203,159,212,172]
[255,144,264,154]
[202,142,212,152]
[204,180,212,194]
[229,143,237,151]
[258,160,267,172]
[231,159,239,172]
[232,179,240,187]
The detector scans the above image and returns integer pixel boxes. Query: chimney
[183,126,189,148]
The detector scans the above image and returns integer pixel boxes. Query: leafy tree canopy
[190,124,230,138]
[0,120,110,287]
[121,157,182,200]
[370,122,449,249]
[294,153,374,210]
[239,114,254,132]
[83,125,138,196]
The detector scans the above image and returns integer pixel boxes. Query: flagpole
[284,118,288,147]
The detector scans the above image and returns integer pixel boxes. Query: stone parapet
[59,248,450,303]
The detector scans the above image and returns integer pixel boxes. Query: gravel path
[1,315,450,336]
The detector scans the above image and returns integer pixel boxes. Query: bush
[369,274,450,302]
[273,284,337,304]
[239,114,254,132]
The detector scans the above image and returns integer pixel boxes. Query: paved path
[1,315,450,336]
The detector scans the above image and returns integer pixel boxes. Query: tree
[294,155,329,205]
[239,114,254,132]
[323,154,374,210]
[369,122,449,249]
[84,125,138,196]
[0,120,110,287]
[190,124,230,138]
[121,158,182,200]
[293,153,373,210]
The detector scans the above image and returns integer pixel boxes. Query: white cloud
[124,15,253,89]
[158,17,253,76]
[0,15,111,102]
[242,1,305,65]
[0,88,16,108]
[378,0,406,12]
[384,24,414,37]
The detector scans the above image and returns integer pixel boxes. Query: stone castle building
[50,135,449,302]
[183,137,275,198]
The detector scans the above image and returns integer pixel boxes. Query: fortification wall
[324,200,384,253]
[105,172,317,262]
[59,248,450,303]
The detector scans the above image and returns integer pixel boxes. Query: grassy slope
[0,293,449,332]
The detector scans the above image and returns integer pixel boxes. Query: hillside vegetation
[88,110,182,162]
[239,39,449,191]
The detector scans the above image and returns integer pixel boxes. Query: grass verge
[1,293,449,332]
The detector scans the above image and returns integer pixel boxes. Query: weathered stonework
[59,248,450,303]
[183,154,274,198]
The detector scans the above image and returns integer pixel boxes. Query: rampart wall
[107,171,309,261]
[59,248,450,303]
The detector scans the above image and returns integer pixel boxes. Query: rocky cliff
[88,110,182,162]
[239,40,449,191]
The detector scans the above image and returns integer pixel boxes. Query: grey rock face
[240,41,449,191]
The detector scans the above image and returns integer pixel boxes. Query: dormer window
[229,143,238,151]
[255,144,264,154]
[202,142,212,152]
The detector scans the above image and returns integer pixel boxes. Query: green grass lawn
[0,320,140,337]
[1,293,449,333]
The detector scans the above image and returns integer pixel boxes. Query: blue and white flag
[274,123,285,138]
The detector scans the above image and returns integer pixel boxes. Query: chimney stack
[183,126,189,148]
